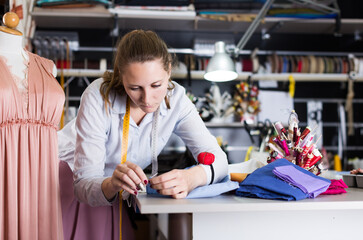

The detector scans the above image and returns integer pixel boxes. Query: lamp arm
[234,0,340,57]
[234,0,275,57]
[288,0,340,14]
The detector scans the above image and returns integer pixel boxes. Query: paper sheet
[257,90,294,125]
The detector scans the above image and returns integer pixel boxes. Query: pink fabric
[59,161,135,240]
[0,52,65,240]
[320,179,348,195]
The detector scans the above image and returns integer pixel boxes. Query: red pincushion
[197,152,215,165]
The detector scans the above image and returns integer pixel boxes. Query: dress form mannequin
[0,12,57,81]
[0,12,65,240]
[0,30,28,88]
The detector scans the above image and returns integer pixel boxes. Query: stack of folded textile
[236,159,331,201]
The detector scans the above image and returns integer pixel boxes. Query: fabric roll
[359,58,363,75]
[289,56,296,73]
[309,55,317,73]
[317,57,325,73]
[278,55,283,73]
[297,56,303,73]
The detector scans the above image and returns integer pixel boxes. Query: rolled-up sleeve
[73,84,113,207]
[173,91,228,185]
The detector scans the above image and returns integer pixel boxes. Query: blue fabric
[236,159,319,201]
[147,176,239,199]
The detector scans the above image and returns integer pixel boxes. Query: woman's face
[122,59,170,113]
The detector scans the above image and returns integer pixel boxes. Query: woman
[59,29,228,239]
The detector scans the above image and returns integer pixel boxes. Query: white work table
[136,188,363,240]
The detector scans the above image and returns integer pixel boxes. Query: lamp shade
[204,41,238,82]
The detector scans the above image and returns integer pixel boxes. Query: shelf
[78,46,363,57]
[57,69,363,81]
[31,6,113,29]
[31,6,363,34]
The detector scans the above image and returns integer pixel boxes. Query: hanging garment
[0,51,65,240]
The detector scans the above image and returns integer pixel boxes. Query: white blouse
[58,78,228,207]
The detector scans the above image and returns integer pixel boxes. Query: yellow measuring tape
[119,97,130,240]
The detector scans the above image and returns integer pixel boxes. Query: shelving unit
[31,6,363,34]
[31,4,363,166]
[58,68,363,81]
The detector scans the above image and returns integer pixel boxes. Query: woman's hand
[149,165,207,199]
[350,168,363,175]
[101,161,148,201]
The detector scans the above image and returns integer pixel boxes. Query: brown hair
[100,30,176,111]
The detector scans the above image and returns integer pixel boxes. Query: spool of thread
[274,121,287,139]
[268,143,284,158]
[294,131,301,147]
[273,137,284,150]
[303,153,314,169]
[286,140,293,149]
[293,123,298,144]
[300,127,311,140]
[281,139,290,156]
[307,149,322,168]
[288,121,294,141]
[334,154,342,172]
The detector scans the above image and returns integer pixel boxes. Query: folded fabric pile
[147,175,239,199]
[236,159,331,201]
[320,179,348,195]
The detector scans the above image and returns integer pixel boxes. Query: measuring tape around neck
[119,97,160,240]
[150,106,160,178]
[119,97,130,240]
[121,97,130,165]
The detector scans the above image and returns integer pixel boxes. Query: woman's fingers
[150,169,191,198]
[173,191,188,199]
[150,169,181,185]
[111,161,148,195]
[112,169,137,194]
[124,161,148,185]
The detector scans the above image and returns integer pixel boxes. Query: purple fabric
[59,161,135,240]
[272,165,331,198]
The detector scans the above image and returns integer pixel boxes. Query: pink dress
[0,51,65,240]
